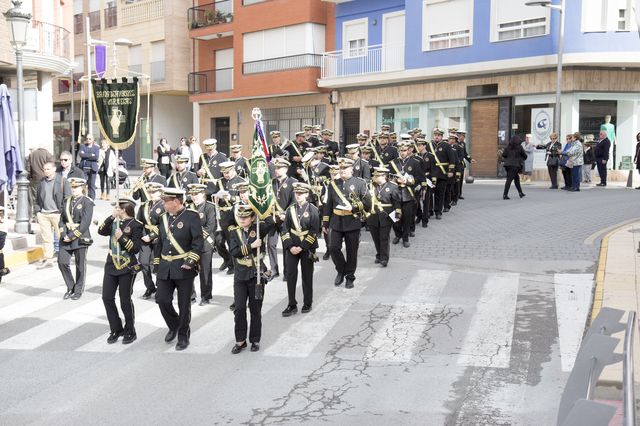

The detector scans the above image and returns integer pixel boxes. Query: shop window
[579,100,617,139]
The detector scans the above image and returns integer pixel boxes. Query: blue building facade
[321,0,640,178]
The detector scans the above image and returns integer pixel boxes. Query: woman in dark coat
[634,132,640,189]
[502,135,528,200]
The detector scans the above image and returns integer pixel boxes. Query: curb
[5,247,45,269]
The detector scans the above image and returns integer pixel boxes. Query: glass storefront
[377,100,467,135]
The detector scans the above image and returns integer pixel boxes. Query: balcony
[120,0,164,26]
[321,43,404,79]
[243,54,322,75]
[188,0,233,30]
[23,20,72,74]
[188,68,233,94]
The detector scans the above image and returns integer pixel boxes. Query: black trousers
[369,224,392,263]
[102,272,136,334]
[215,230,232,268]
[421,187,432,224]
[548,165,559,187]
[138,244,156,291]
[433,179,447,215]
[503,166,523,196]
[156,277,193,340]
[561,167,572,188]
[285,250,313,307]
[86,170,97,200]
[233,276,263,343]
[198,250,214,300]
[393,201,415,242]
[159,164,171,179]
[444,180,456,209]
[329,228,360,281]
[596,160,607,184]
[58,247,87,294]
[458,172,465,198]
[99,171,111,194]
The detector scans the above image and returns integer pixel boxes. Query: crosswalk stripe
[364,270,451,362]
[457,273,519,368]
[263,272,375,358]
[554,273,594,372]
[0,297,107,350]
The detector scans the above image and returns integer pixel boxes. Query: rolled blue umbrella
[0,84,24,192]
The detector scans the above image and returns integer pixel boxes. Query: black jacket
[228,217,275,281]
[156,208,204,280]
[594,138,610,160]
[168,170,199,190]
[58,195,94,250]
[132,173,167,202]
[502,145,528,168]
[35,174,70,213]
[322,176,372,232]
[97,216,143,276]
[366,181,401,228]
[198,151,227,181]
[190,201,217,253]
[281,201,320,251]
[57,165,86,180]
[429,141,457,180]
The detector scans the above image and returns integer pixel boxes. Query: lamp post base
[14,172,30,234]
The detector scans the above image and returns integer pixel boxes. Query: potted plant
[205,10,215,24]
[225,12,233,23]
[214,10,226,24]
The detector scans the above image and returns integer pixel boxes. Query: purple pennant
[95,45,107,78]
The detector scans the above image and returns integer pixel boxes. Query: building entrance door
[341,108,360,152]
[470,99,499,177]
[211,117,230,155]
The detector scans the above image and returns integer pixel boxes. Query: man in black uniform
[132,159,167,203]
[390,141,423,247]
[280,182,320,316]
[58,177,94,300]
[429,128,456,220]
[356,133,368,148]
[345,144,371,181]
[445,134,461,212]
[456,129,475,199]
[360,146,378,177]
[416,139,435,228]
[367,167,401,267]
[155,187,204,351]
[137,182,165,299]
[230,144,250,179]
[321,129,340,164]
[186,183,217,305]
[168,155,199,190]
[197,138,227,185]
[285,131,307,179]
[322,158,372,289]
[373,132,398,166]
[229,204,274,354]
[214,161,246,274]
[268,158,296,281]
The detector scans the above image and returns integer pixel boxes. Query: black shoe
[561,186,569,190]
[334,273,344,286]
[142,288,156,300]
[191,296,197,304]
[107,330,123,344]
[519,193,526,198]
[70,292,82,300]
[63,291,73,300]
[345,278,354,289]
[231,341,247,354]
[251,342,260,352]
[570,188,580,192]
[301,305,312,314]
[226,268,234,275]
[451,201,457,206]
[503,195,510,200]
[435,214,442,220]
[409,232,415,237]
[122,332,137,344]
[322,252,331,260]
[269,272,279,282]
[199,298,211,306]
[282,305,298,317]
[596,183,606,187]
[422,222,428,228]
[549,186,558,189]
[392,237,400,245]
[443,207,450,212]
[459,196,464,200]
[381,261,388,267]
[218,262,229,271]
[229,303,236,311]
[403,241,410,248]
[175,339,189,351]
[164,329,178,343]
[374,258,380,264]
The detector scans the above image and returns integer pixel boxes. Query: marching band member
[58,177,94,300]
[229,204,274,354]
[285,132,308,179]
[197,138,227,186]
[320,129,339,164]
[429,128,456,220]
[415,139,435,228]
[444,134,461,212]
[155,187,203,351]
[168,155,199,190]
[280,182,320,316]
[367,167,401,267]
[374,131,398,165]
[230,144,250,179]
[390,141,424,248]
[214,161,246,275]
[322,158,371,289]
[132,159,167,203]
[345,144,371,182]
[137,182,165,299]
[97,196,143,344]
[268,159,296,281]
[187,183,217,306]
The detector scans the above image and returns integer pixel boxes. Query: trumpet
[123,174,145,197]
[349,191,369,221]
[368,182,383,215]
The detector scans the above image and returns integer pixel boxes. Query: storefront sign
[531,107,553,146]
[620,155,633,170]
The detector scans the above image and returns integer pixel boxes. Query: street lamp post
[4,0,32,234]
[526,0,565,136]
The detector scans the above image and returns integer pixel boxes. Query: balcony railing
[104,6,117,28]
[243,54,322,74]
[188,68,233,94]
[121,0,164,26]
[188,0,233,30]
[89,10,101,31]
[26,20,71,61]
[150,61,165,82]
[321,43,404,79]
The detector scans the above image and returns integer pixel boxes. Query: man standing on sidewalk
[35,162,70,268]
[79,134,100,199]
[27,144,54,220]
[594,130,611,187]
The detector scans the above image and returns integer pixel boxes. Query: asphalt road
[0,182,638,425]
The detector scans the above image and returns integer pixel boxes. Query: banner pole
[115,148,119,203]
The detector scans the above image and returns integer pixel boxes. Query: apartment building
[0,0,74,156]
[319,0,640,178]
[188,0,335,154]
[53,0,192,166]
